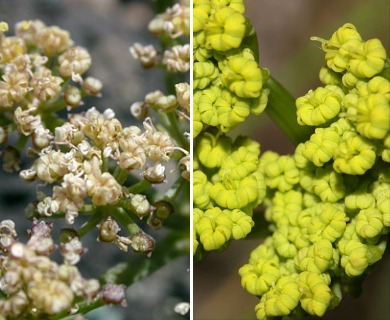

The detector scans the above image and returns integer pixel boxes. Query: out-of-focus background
[0,1,189,319]
[194,0,390,319]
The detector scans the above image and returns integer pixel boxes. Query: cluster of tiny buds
[148,0,190,39]
[0,20,103,173]
[0,219,105,317]
[18,107,188,224]
[130,84,190,119]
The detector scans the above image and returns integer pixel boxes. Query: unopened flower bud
[101,283,127,306]
[0,219,17,251]
[82,77,102,95]
[98,217,120,242]
[147,213,163,230]
[64,85,82,108]
[174,302,190,316]
[143,163,166,184]
[60,237,86,265]
[156,95,178,112]
[175,82,190,114]
[130,101,148,120]
[29,219,53,238]
[154,200,173,220]
[129,231,155,256]
[128,194,152,219]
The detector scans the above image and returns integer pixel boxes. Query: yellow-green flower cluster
[193,0,269,257]
[194,132,265,255]
[193,0,269,135]
[297,23,389,171]
[239,24,389,319]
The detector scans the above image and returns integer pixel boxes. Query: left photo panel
[0,1,190,319]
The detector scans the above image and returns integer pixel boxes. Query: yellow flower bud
[198,85,221,126]
[229,208,254,239]
[312,166,346,203]
[219,146,259,180]
[296,85,344,126]
[295,239,334,273]
[302,127,340,167]
[196,207,233,251]
[239,260,280,296]
[193,170,212,209]
[204,6,246,52]
[210,174,259,209]
[219,49,264,98]
[307,203,348,243]
[339,239,368,276]
[194,61,219,89]
[193,0,210,33]
[299,271,332,317]
[255,275,300,318]
[348,38,387,78]
[333,132,376,175]
[196,132,232,168]
[355,208,384,238]
[354,93,390,140]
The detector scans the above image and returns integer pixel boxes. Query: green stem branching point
[113,206,142,235]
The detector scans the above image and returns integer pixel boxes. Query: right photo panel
[192,0,390,319]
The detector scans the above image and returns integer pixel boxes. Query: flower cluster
[130,0,190,71]
[239,23,389,319]
[193,0,269,135]
[0,219,109,318]
[1,2,190,316]
[129,0,190,182]
[20,107,180,229]
[0,20,102,171]
[193,0,268,257]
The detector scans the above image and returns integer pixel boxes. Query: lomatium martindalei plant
[193,1,389,319]
[0,1,190,318]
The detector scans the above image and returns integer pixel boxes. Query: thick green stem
[127,179,151,195]
[113,207,142,235]
[78,211,103,237]
[113,166,129,185]
[265,76,314,145]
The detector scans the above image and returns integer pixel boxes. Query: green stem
[14,134,29,153]
[113,207,142,235]
[78,211,103,237]
[127,179,151,195]
[265,76,314,145]
[113,166,129,185]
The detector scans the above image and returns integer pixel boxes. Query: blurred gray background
[0,1,189,319]
[194,0,390,319]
